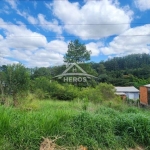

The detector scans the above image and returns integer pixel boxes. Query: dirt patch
[40,137,88,150]
[129,146,145,150]
[40,137,64,150]
[40,137,144,150]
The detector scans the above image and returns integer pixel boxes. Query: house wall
[140,86,148,105]
[125,92,139,100]
[134,93,140,100]
[116,92,139,100]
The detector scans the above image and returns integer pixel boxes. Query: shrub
[32,77,50,92]
[96,83,116,100]
[34,89,50,100]
[79,87,102,103]
[48,82,79,100]
[79,83,116,103]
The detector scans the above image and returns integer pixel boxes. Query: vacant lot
[0,99,150,150]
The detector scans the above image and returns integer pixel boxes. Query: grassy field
[0,99,150,150]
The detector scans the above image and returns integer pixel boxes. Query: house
[115,86,139,100]
[140,84,150,105]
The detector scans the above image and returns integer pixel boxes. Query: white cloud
[5,0,18,10]
[0,18,67,67]
[45,2,53,10]
[0,57,18,66]
[27,16,38,24]
[16,11,62,35]
[86,42,103,56]
[28,50,64,67]
[38,14,62,34]
[46,40,68,54]
[100,24,150,55]
[134,0,150,11]
[52,0,132,40]
[0,19,47,50]
[16,10,27,18]
[5,0,62,35]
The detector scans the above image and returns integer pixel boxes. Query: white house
[115,86,139,100]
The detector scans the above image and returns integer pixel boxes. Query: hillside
[92,53,150,88]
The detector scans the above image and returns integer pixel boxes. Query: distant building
[115,86,139,100]
[140,84,150,105]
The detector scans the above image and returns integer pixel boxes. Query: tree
[4,63,30,106]
[64,39,91,63]
[31,67,51,79]
[0,66,7,104]
[97,63,106,74]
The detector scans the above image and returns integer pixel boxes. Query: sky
[0,0,150,68]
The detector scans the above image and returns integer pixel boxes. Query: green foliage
[64,39,91,63]
[34,89,50,100]
[2,64,30,106]
[79,87,102,103]
[31,77,79,101]
[32,77,50,93]
[81,97,89,111]
[49,82,79,100]
[63,112,115,149]
[96,83,116,100]
[1,100,150,149]
[4,63,30,93]
[0,101,75,150]
[114,113,150,147]
[31,67,51,79]
[79,83,116,103]
[91,53,150,87]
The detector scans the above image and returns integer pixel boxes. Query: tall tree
[0,65,7,104]
[4,63,30,106]
[64,39,91,63]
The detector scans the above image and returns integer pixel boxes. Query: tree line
[1,39,150,105]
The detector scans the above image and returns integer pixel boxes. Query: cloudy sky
[0,0,150,67]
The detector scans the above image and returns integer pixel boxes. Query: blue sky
[0,0,150,67]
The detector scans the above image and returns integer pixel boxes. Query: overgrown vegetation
[1,53,150,149]
[0,99,150,150]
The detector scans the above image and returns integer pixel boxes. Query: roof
[143,84,150,88]
[115,92,126,95]
[115,86,139,92]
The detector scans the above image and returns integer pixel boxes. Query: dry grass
[40,137,144,150]
[40,137,88,150]
[129,146,145,150]
[40,137,66,150]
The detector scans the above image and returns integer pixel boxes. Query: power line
[0,23,150,25]
[2,0,108,2]
[2,35,150,37]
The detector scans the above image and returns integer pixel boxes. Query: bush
[96,83,116,100]
[34,89,50,100]
[48,82,79,100]
[79,87,102,103]
[32,77,51,92]
[79,83,116,103]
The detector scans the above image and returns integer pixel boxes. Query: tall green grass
[0,100,150,149]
